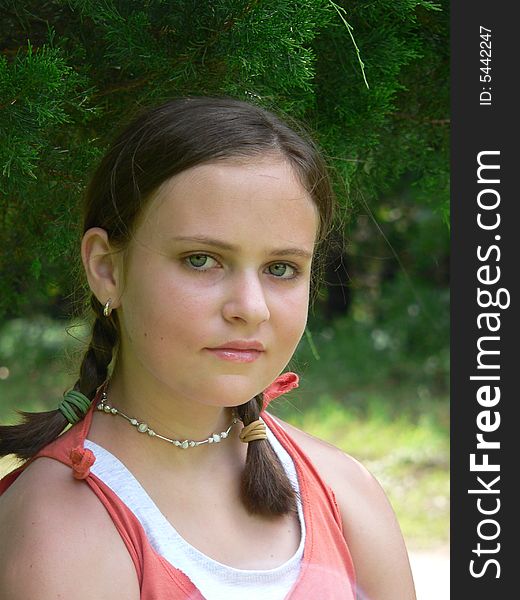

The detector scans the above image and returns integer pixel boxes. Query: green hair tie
[58,390,92,424]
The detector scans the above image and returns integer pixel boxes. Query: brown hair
[0,96,337,516]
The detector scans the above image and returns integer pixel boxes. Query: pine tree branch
[0,97,19,111]
[89,0,263,102]
[209,0,263,44]
[393,112,450,125]
[90,74,152,100]
[327,0,369,89]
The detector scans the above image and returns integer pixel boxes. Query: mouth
[205,348,263,363]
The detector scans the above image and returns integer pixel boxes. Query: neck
[88,370,245,472]
[110,376,237,439]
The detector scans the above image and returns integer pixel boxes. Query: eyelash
[183,253,301,280]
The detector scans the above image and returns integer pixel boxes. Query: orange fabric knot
[70,446,96,480]
[262,372,299,411]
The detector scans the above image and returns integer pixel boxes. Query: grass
[0,312,449,550]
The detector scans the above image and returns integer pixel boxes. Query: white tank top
[84,416,305,600]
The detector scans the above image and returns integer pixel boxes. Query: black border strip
[451,2,517,595]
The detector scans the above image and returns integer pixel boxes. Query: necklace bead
[97,388,239,449]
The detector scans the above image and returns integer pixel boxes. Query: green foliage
[0,40,90,182]
[313,0,449,222]
[0,0,448,320]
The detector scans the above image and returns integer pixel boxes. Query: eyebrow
[171,235,314,259]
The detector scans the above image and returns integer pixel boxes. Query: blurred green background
[1,0,449,551]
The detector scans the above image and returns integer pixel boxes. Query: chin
[201,381,263,406]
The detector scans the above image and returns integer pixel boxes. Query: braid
[77,296,118,397]
[236,396,298,517]
[0,295,118,461]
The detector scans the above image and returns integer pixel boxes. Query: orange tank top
[1,375,356,599]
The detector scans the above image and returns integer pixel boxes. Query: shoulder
[0,457,140,599]
[270,415,417,600]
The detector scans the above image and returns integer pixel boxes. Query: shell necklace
[97,388,239,449]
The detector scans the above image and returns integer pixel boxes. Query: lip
[206,340,265,363]
[210,340,265,351]
[205,348,263,363]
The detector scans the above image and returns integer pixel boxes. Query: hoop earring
[103,298,113,317]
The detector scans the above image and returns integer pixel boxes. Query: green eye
[186,254,215,269]
[269,263,298,278]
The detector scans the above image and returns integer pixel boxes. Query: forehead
[138,159,319,249]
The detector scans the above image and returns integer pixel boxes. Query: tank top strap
[0,393,93,495]
[28,386,101,479]
[261,371,299,411]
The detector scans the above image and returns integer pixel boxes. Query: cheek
[271,286,310,336]
[136,259,205,312]
[160,279,218,326]
[138,272,215,342]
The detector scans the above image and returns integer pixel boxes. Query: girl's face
[115,158,319,408]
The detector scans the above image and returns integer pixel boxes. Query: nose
[221,270,270,326]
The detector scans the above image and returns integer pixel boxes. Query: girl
[0,97,416,599]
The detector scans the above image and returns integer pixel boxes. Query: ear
[81,227,123,309]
